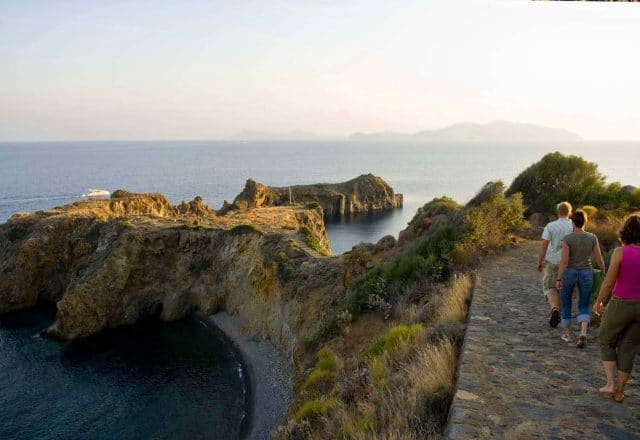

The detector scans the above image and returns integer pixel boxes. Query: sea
[0,140,638,439]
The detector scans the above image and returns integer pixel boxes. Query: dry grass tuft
[435,274,473,324]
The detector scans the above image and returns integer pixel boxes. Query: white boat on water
[83,189,111,198]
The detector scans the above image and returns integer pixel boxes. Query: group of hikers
[537,202,640,403]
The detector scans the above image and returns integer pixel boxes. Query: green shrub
[408,197,461,232]
[306,202,321,209]
[294,398,339,422]
[189,257,212,274]
[299,226,328,256]
[581,205,599,219]
[506,152,639,214]
[230,224,262,235]
[344,183,524,318]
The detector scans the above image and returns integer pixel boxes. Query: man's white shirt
[541,218,573,264]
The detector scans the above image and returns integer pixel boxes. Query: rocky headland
[223,174,403,216]
[0,175,400,360]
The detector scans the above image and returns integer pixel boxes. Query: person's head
[557,201,572,218]
[572,209,588,229]
[619,214,640,245]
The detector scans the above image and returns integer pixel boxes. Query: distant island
[229,121,581,142]
[349,120,581,142]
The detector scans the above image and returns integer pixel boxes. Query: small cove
[0,306,247,440]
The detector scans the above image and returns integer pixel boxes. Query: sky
[1,0,639,141]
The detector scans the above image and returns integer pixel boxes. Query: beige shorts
[542,261,559,297]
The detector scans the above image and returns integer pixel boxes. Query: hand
[593,301,604,316]
[556,280,563,291]
[537,262,543,272]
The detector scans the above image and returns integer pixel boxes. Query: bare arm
[537,240,550,272]
[594,247,622,316]
[555,242,570,290]
[593,239,606,275]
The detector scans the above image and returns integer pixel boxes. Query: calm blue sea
[0,140,639,439]
[1,140,639,253]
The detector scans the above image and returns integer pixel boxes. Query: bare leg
[547,291,560,310]
[599,361,617,394]
[615,371,631,402]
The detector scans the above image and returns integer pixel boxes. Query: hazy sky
[1,0,639,141]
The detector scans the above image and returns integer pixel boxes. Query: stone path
[446,241,640,440]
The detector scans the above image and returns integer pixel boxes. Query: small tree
[506,152,607,214]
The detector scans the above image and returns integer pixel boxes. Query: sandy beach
[208,313,294,440]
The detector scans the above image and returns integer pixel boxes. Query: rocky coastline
[0,174,403,438]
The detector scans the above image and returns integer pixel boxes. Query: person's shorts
[542,261,559,297]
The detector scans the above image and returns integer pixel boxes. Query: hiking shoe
[577,334,587,349]
[561,333,572,342]
[549,309,561,328]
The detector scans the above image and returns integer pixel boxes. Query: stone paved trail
[446,241,640,440]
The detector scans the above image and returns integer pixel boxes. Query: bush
[506,152,639,214]
[229,224,262,235]
[408,197,461,232]
[344,185,524,317]
[305,202,321,209]
[581,205,599,219]
[294,398,338,422]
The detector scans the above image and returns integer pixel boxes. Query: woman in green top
[556,210,606,348]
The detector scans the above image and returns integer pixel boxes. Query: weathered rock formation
[225,174,403,216]
[0,189,394,360]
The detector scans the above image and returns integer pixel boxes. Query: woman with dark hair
[594,214,640,403]
[556,210,606,347]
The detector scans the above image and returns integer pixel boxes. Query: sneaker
[549,309,561,328]
[561,333,572,342]
[576,334,587,349]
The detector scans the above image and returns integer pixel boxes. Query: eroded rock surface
[0,190,392,360]
[225,174,403,216]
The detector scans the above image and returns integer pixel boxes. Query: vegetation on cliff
[277,183,526,439]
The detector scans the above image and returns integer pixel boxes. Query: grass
[302,348,339,391]
[434,274,473,324]
[294,397,339,422]
[364,324,424,358]
[299,226,329,256]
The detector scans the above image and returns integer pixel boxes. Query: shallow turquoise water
[0,307,246,440]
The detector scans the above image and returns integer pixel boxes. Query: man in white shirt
[537,202,573,327]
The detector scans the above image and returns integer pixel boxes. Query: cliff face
[227,174,403,216]
[0,191,361,359]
